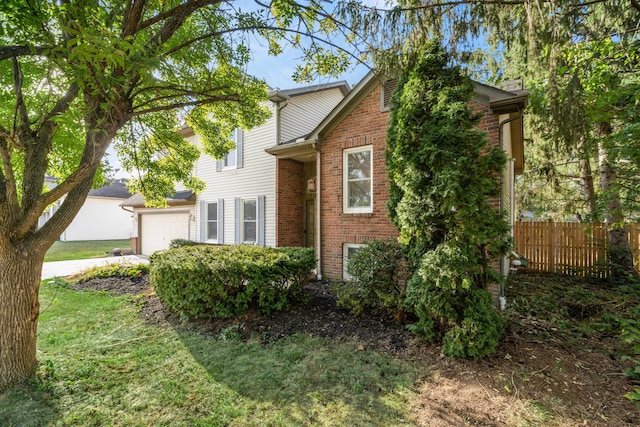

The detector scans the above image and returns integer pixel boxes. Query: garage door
[140,212,189,255]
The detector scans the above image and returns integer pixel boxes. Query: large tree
[0,0,353,392]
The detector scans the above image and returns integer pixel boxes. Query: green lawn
[0,280,417,426]
[44,240,131,262]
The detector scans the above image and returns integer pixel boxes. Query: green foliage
[72,263,150,282]
[385,40,510,358]
[169,238,198,249]
[621,310,640,406]
[519,38,640,222]
[333,239,409,318]
[150,245,315,319]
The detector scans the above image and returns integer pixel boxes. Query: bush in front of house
[332,239,410,320]
[150,245,315,319]
[169,238,199,248]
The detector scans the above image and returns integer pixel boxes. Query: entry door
[304,199,315,250]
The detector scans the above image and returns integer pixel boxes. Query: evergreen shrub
[150,245,315,319]
[332,239,410,319]
[385,40,510,359]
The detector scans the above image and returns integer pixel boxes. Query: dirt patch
[76,273,640,426]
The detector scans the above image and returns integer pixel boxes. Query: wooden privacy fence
[513,222,640,277]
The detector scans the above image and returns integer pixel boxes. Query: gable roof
[120,190,195,208]
[273,81,350,98]
[178,81,351,138]
[304,71,527,144]
[88,181,133,199]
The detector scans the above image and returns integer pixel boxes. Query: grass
[0,279,418,426]
[2,268,636,426]
[44,240,131,262]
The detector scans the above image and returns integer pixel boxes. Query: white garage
[139,212,190,255]
[121,190,196,256]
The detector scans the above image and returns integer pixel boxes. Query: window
[206,202,218,241]
[223,148,236,169]
[217,128,243,171]
[343,243,365,280]
[343,145,373,213]
[241,198,257,243]
[201,199,223,244]
[234,195,264,246]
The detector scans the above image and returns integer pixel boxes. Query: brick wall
[319,85,506,280]
[276,158,305,247]
[319,84,398,279]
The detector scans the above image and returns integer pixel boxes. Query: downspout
[315,142,322,280]
[498,110,522,307]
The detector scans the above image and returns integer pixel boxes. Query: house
[123,81,350,255]
[266,71,527,288]
[60,180,133,241]
[38,175,60,229]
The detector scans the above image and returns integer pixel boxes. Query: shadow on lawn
[175,328,419,425]
[0,377,60,427]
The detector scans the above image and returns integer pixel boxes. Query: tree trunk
[0,246,45,392]
[598,125,636,283]
[577,138,597,218]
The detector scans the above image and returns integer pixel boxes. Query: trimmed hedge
[150,245,315,319]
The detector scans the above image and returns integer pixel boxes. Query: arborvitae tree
[386,40,510,359]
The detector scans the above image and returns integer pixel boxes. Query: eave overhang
[265,139,318,162]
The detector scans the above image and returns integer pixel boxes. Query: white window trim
[343,243,366,280]
[222,129,240,170]
[205,201,218,243]
[343,145,373,214]
[241,197,257,244]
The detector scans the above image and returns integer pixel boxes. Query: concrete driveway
[41,255,149,280]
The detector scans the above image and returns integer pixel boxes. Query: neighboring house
[60,180,133,241]
[266,71,527,288]
[124,81,350,255]
[38,175,60,229]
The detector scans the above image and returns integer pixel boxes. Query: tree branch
[130,94,240,117]
[131,85,232,108]
[631,0,640,13]
[366,0,610,11]
[0,45,50,61]
[0,138,19,211]
[11,58,30,137]
[136,0,223,34]
[37,82,79,132]
[121,0,148,37]
[163,25,367,71]
[12,162,97,241]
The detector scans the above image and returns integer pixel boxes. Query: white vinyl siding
[192,86,347,248]
[194,103,277,247]
[279,88,345,143]
[343,145,373,213]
